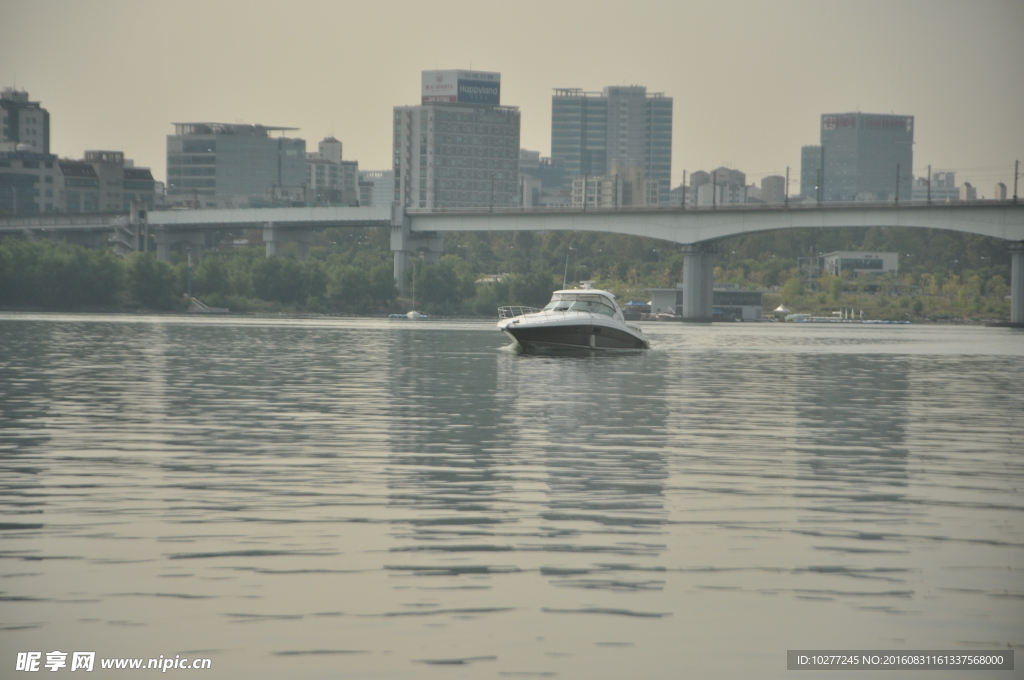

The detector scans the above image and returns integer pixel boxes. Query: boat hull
[502,321,648,351]
[497,288,649,352]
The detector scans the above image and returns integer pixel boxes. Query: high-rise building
[306,137,358,205]
[306,158,358,205]
[393,70,520,209]
[816,113,914,202]
[85,151,127,213]
[57,161,99,213]
[518,148,571,207]
[314,137,343,164]
[800,145,822,199]
[358,169,394,207]
[122,163,157,211]
[1,88,50,153]
[760,175,786,204]
[551,86,673,204]
[0,149,59,214]
[166,123,306,208]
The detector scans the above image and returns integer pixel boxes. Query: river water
[1,314,1021,679]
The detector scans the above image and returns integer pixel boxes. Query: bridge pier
[110,202,150,256]
[1011,241,1024,324]
[681,243,717,322]
[155,229,205,262]
[263,224,314,261]
[391,206,443,294]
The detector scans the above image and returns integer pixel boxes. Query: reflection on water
[0,316,1021,679]
[793,354,910,482]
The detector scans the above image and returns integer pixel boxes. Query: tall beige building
[760,175,786,203]
[306,137,358,205]
[85,151,126,213]
[394,70,520,209]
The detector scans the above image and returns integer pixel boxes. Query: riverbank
[1,305,1014,326]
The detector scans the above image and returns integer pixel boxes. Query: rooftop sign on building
[421,70,500,106]
[822,113,913,133]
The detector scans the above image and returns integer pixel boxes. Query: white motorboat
[497,288,650,351]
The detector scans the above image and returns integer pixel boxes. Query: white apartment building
[911,170,959,203]
[570,162,658,208]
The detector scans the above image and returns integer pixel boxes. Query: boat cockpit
[541,293,619,317]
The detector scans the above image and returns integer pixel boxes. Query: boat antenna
[562,246,576,290]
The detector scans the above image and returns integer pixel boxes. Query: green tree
[193,256,230,297]
[471,279,511,316]
[986,274,1008,299]
[325,259,396,312]
[878,273,897,296]
[224,250,261,297]
[957,274,982,310]
[251,257,305,304]
[0,239,123,309]
[941,275,960,299]
[508,270,558,307]
[920,273,939,296]
[817,273,842,302]
[300,259,328,303]
[407,255,476,313]
[780,277,805,305]
[126,252,179,310]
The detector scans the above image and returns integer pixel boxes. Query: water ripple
[1,316,1021,679]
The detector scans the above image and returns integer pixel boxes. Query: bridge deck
[404,202,1024,243]
[2,202,1021,243]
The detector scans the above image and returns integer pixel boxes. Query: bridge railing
[498,306,541,319]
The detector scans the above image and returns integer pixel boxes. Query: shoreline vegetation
[0,225,1013,323]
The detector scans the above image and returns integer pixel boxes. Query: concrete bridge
[2,201,1023,322]
[396,202,1024,323]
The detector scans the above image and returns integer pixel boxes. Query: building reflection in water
[791,354,910,484]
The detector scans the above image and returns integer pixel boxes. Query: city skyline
[2,0,1022,195]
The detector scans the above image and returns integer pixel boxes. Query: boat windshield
[541,293,617,316]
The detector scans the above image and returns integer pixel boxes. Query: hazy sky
[3,0,1022,192]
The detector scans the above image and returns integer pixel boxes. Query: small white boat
[497,288,649,351]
